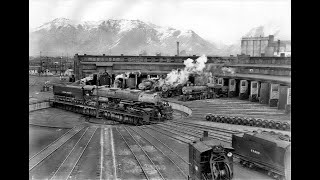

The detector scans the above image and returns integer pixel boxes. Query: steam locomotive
[179,84,216,101]
[189,131,234,180]
[51,84,173,125]
[161,84,184,98]
[232,131,291,180]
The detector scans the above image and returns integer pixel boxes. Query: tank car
[189,131,234,180]
[232,131,291,180]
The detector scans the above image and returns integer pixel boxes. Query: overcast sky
[29,0,291,45]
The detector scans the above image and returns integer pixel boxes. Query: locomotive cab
[189,131,234,180]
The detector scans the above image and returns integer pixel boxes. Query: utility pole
[46,56,49,76]
[39,51,42,76]
[96,74,100,118]
[60,57,62,77]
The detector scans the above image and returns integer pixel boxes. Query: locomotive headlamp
[227,152,233,157]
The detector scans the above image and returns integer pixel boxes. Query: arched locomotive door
[228,79,236,98]
[239,80,249,100]
[250,81,260,102]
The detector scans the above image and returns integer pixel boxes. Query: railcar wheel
[275,122,281,129]
[255,119,262,127]
[221,116,226,123]
[236,117,242,125]
[247,118,253,126]
[226,117,231,123]
[281,122,289,130]
[228,117,235,124]
[268,120,275,129]
[216,116,221,122]
[242,118,248,125]
[262,120,269,128]
[211,115,216,122]
[205,114,212,121]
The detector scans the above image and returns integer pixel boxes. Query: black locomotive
[232,131,291,180]
[189,131,234,180]
[51,84,173,125]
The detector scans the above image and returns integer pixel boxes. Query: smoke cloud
[221,67,235,75]
[162,55,208,87]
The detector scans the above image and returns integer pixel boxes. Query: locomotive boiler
[232,131,291,180]
[138,79,155,90]
[189,131,234,180]
[50,84,173,125]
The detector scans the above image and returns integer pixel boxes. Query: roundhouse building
[73,53,291,112]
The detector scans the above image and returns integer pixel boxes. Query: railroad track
[127,126,189,179]
[157,123,233,141]
[116,126,164,180]
[170,119,245,134]
[49,126,98,180]
[29,125,86,171]
[50,126,98,180]
[152,123,231,143]
[170,119,291,139]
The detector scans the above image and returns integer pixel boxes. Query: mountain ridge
[29,18,288,57]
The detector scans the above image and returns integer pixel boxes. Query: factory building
[241,35,291,57]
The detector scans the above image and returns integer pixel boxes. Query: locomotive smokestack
[177,41,180,56]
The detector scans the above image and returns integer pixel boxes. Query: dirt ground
[29,75,69,103]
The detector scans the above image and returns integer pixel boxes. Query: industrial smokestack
[177,41,180,56]
[277,40,280,55]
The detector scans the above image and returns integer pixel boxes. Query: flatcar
[189,131,234,180]
[51,84,173,125]
[232,131,291,180]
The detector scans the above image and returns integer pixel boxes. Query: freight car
[51,84,173,125]
[232,131,291,180]
[189,131,234,180]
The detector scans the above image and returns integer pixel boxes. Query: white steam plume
[164,55,208,87]
[221,67,235,75]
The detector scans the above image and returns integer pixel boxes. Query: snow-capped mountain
[29,18,231,56]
